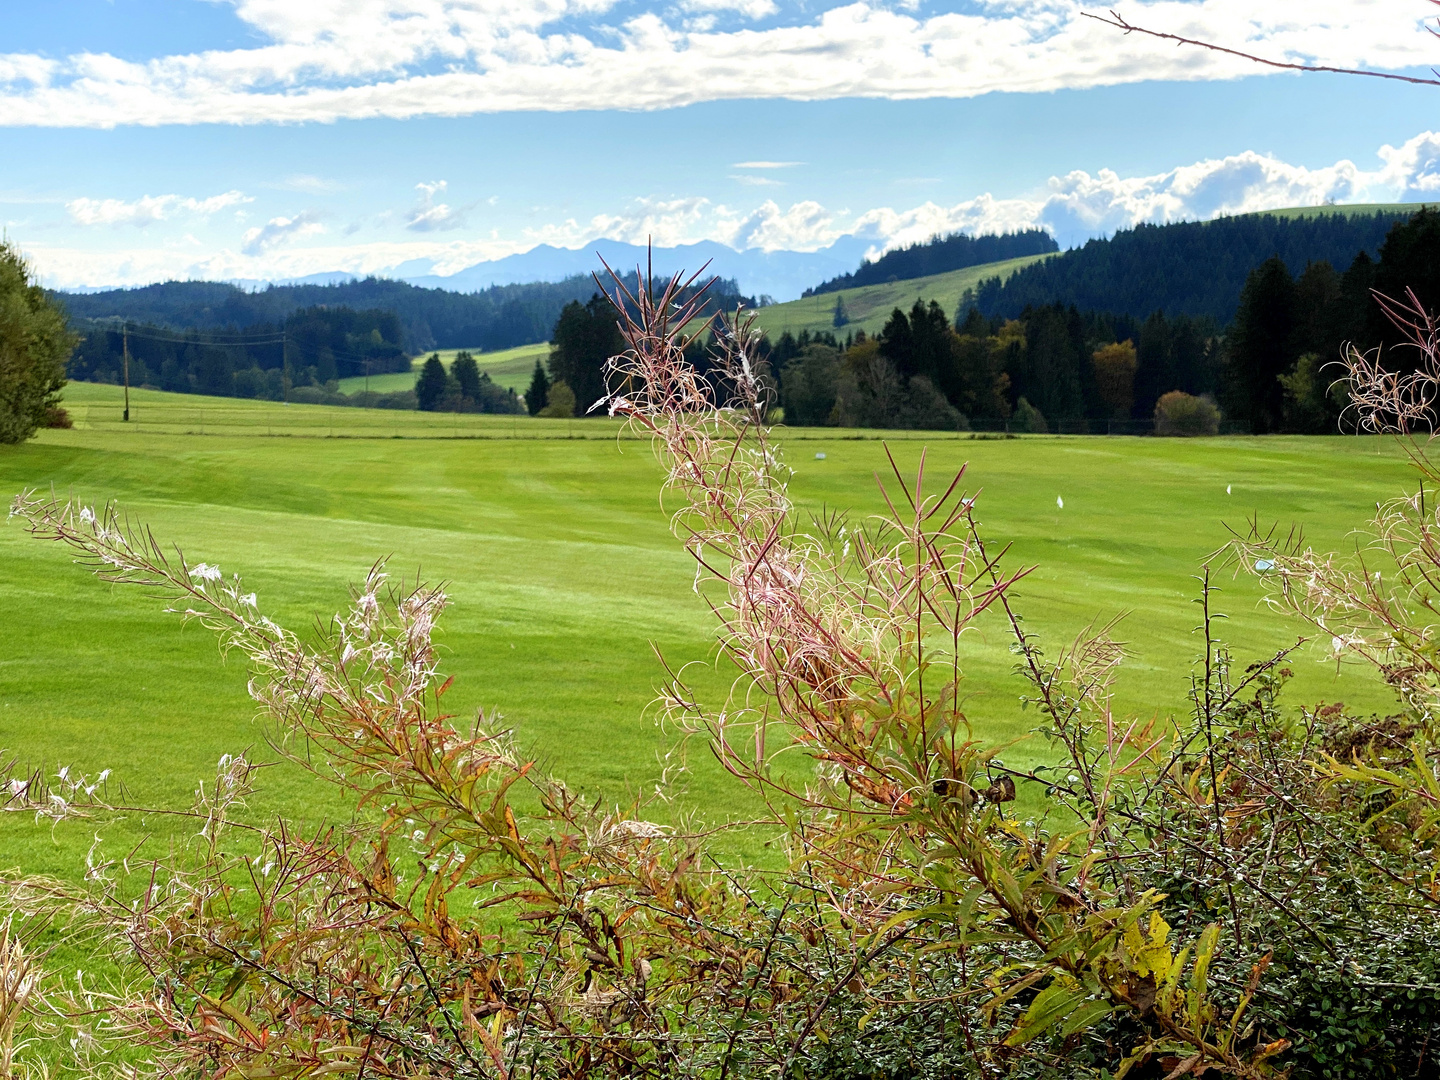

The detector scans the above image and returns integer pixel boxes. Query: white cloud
[732,161,802,169]
[241,211,326,254]
[277,174,342,194]
[731,174,782,186]
[0,0,1432,126]
[679,0,778,20]
[66,190,251,227]
[406,180,470,232]
[23,131,1440,290]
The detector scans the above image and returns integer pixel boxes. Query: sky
[3,0,1439,290]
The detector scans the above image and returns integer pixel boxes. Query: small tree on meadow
[450,351,482,403]
[0,240,73,444]
[413,354,447,411]
[526,359,550,416]
[831,295,849,328]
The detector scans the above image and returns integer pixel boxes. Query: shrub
[1154,389,1220,435]
[5,272,1440,1079]
[539,378,576,417]
[1011,394,1048,432]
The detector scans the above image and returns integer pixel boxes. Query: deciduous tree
[0,241,72,444]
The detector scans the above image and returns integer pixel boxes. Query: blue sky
[3,0,1438,289]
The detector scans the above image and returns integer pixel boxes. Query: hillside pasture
[752,254,1052,339]
[335,341,550,397]
[0,383,1414,878]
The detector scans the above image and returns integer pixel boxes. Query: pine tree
[414,354,448,412]
[526,360,550,416]
[832,296,849,328]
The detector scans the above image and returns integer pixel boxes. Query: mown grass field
[0,382,1415,882]
[751,254,1052,339]
[336,342,550,397]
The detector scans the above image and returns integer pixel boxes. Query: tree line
[802,229,1058,297]
[58,274,754,355]
[66,307,411,403]
[1221,207,1440,433]
[971,209,1416,324]
[763,209,1440,435]
[413,351,525,414]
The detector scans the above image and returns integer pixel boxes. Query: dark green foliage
[1007,305,1086,424]
[832,295,849,328]
[1223,256,1298,434]
[1371,207,1440,358]
[762,329,840,374]
[0,240,73,444]
[880,301,951,384]
[57,275,754,355]
[805,229,1057,297]
[780,343,842,425]
[526,360,550,416]
[415,354,448,411]
[67,306,409,401]
[451,351,482,401]
[548,295,624,416]
[974,211,1411,323]
[1133,311,1220,419]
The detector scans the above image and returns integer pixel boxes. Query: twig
[1083,9,1440,88]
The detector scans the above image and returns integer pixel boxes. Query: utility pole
[122,324,131,422]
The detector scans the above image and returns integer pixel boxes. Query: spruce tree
[1373,208,1440,360]
[526,360,550,416]
[548,295,623,415]
[1134,311,1174,420]
[1223,256,1296,434]
[415,354,448,412]
[832,296,849,328]
[451,351,482,403]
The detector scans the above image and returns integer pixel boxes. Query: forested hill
[972,209,1420,323]
[804,229,1058,297]
[57,273,752,354]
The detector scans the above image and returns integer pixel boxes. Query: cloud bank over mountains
[32,131,1440,295]
[0,0,1432,127]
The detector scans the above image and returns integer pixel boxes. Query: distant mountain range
[229,237,877,304]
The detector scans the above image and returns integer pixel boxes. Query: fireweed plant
[2,266,1438,1078]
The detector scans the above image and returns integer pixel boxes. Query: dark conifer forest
[58,274,751,355]
[972,210,1413,323]
[804,229,1058,296]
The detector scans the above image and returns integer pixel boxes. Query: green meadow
[0,381,1415,879]
[336,341,550,396]
[752,254,1052,339]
